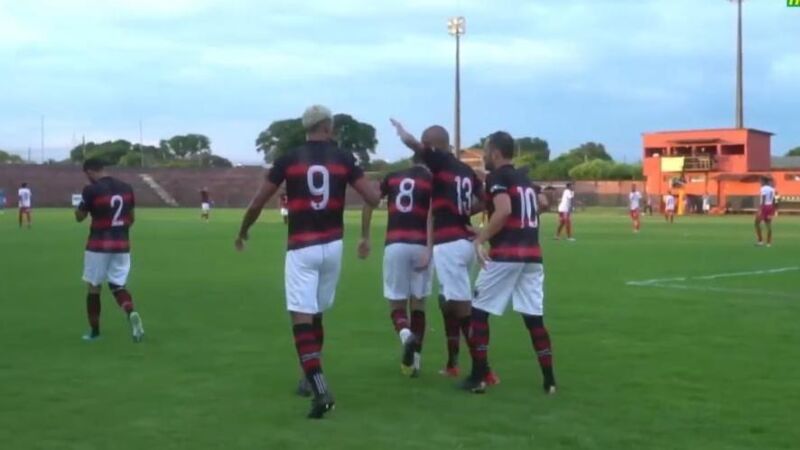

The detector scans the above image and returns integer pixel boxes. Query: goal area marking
[626,267,800,300]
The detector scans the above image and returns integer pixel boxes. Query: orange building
[642,128,800,213]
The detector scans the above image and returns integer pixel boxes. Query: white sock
[399,328,412,345]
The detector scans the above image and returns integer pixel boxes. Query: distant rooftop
[643,128,774,136]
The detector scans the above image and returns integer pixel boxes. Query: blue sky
[1,0,798,164]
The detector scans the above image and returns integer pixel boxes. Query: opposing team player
[75,159,145,343]
[629,185,642,233]
[663,191,676,224]
[200,187,212,222]
[279,191,289,225]
[235,105,380,419]
[463,132,556,395]
[18,182,32,229]
[390,119,498,384]
[360,153,433,377]
[755,178,776,247]
[555,182,575,241]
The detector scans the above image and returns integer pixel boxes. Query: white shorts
[665,208,675,213]
[383,243,433,300]
[280,208,289,217]
[201,202,211,212]
[474,262,544,316]
[285,240,343,314]
[83,251,131,286]
[433,239,475,302]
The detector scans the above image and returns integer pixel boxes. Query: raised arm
[235,178,279,251]
[390,118,423,153]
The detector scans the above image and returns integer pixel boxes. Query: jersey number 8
[395,178,416,213]
[307,165,330,210]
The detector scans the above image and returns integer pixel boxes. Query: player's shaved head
[421,126,450,151]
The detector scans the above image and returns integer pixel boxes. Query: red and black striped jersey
[485,164,542,263]
[79,177,135,253]
[268,140,364,250]
[420,148,482,245]
[380,165,432,246]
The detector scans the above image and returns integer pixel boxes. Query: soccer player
[702,193,711,214]
[359,153,433,377]
[755,178,776,247]
[75,159,145,343]
[629,185,642,232]
[555,182,575,241]
[18,182,32,229]
[279,192,289,225]
[462,131,556,395]
[663,191,676,224]
[390,119,498,384]
[200,187,211,221]
[235,105,380,419]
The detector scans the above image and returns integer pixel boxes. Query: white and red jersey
[664,194,676,211]
[760,185,775,206]
[18,188,32,208]
[558,189,574,214]
[629,191,642,211]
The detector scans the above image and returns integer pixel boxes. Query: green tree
[473,136,550,162]
[786,147,800,157]
[333,113,377,165]
[568,159,615,180]
[255,114,378,164]
[255,118,305,163]
[70,140,133,165]
[0,149,24,164]
[160,134,211,158]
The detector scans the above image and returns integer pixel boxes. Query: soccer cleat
[567,238,576,242]
[81,332,101,342]
[439,366,460,378]
[755,241,765,247]
[400,337,415,376]
[411,352,422,378]
[484,371,501,386]
[307,392,335,419]
[296,378,313,398]
[129,312,145,343]
[544,383,557,396]
[459,375,487,394]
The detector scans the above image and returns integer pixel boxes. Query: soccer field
[2,209,799,450]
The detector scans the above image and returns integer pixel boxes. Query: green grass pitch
[1,208,799,449]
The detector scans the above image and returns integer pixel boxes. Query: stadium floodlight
[447,16,466,158]
[730,0,744,129]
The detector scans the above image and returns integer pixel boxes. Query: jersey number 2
[110,195,125,227]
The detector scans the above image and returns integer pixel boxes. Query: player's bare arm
[75,207,88,223]
[236,179,279,251]
[359,203,375,259]
[352,177,381,208]
[390,118,423,153]
[474,192,512,267]
[415,205,434,271]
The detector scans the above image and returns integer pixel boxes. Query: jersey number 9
[307,165,330,210]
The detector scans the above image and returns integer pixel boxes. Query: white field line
[645,283,799,300]
[626,267,799,287]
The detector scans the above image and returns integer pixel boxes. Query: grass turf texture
[1,208,799,450]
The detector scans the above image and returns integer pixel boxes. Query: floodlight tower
[448,16,465,157]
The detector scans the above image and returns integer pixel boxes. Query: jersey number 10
[516,187,538,229]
